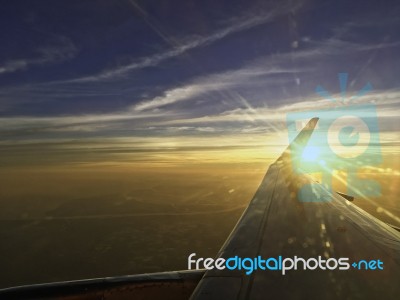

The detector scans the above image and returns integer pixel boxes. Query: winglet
[278,117,319,163]
[336,191,354,202]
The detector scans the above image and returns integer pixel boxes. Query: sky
[0,0,400,168]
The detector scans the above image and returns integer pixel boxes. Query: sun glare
[302,146,320,162]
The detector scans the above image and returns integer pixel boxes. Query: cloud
[158,89,400,126]
[0,36,78,75]
[303,38,400,55]
[0,110,162,137]
[0,60,29,75]
[1,89,399,167]
[69,0,302,82]
[130,34,400,112]
[133,84,207,111]
[132,66,303,111]
[2,88,398,140]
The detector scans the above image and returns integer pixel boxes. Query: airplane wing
[0,270,205,300]
[189,117,400,300]
[1,118,399,300]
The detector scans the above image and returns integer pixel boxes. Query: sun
[301,146,320,162]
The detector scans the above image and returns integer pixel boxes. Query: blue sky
[0,0,400,166]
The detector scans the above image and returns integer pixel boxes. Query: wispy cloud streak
[70,1,301,82]
[158,89,400,125]
[0,36,77,75]
[133,67,303,111]
[132,37,400,112]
